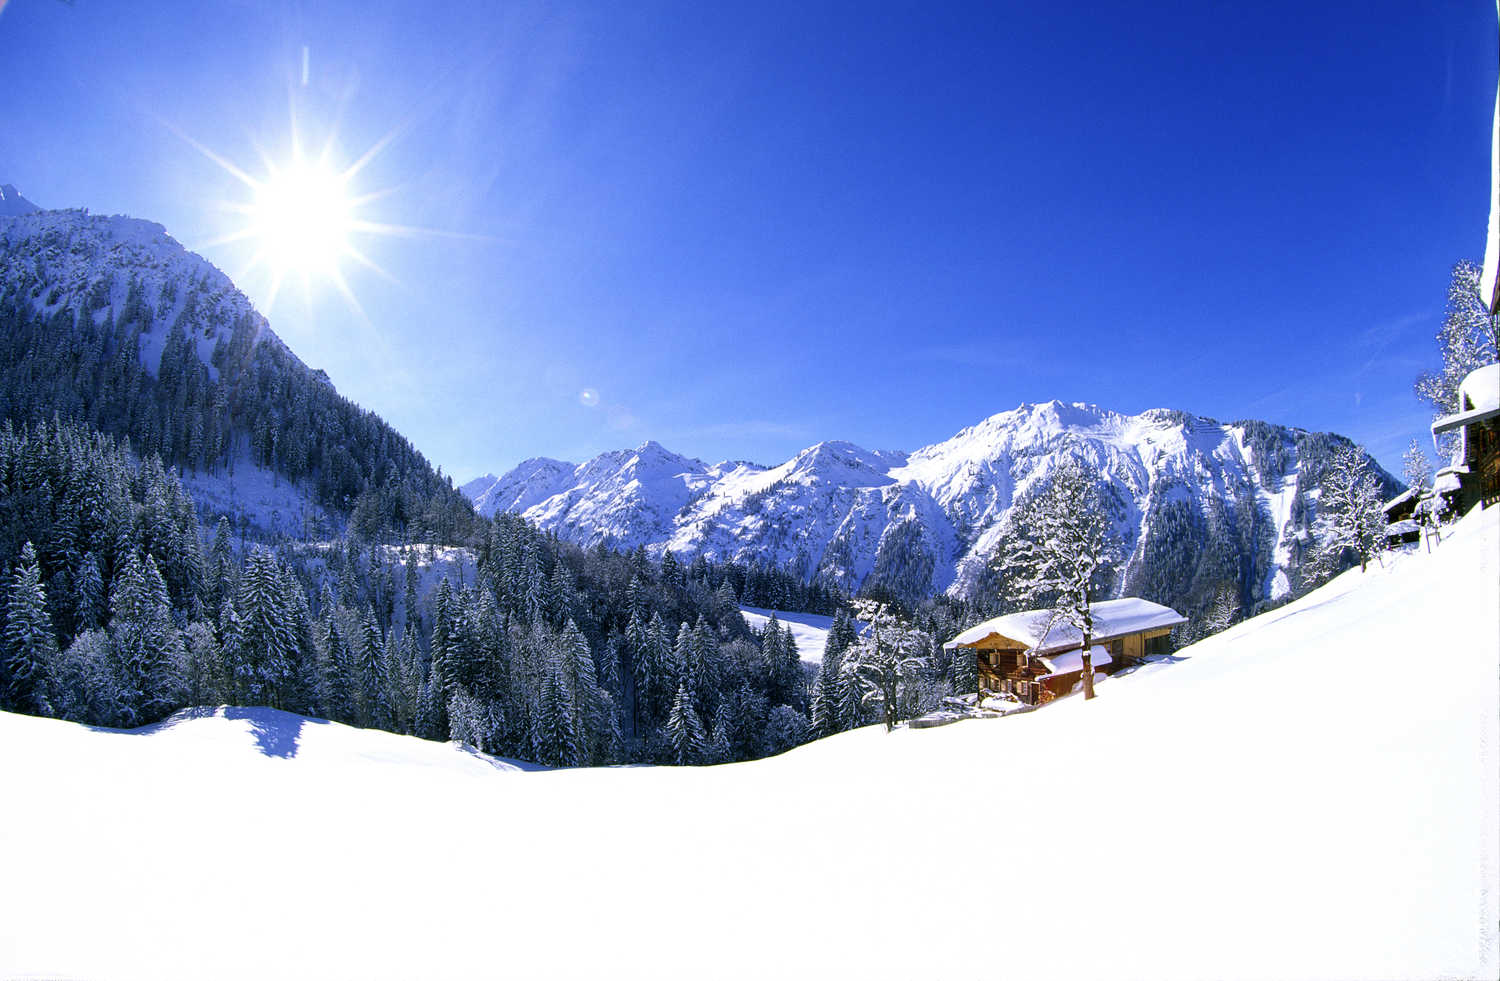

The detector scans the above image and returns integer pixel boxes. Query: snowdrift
[2,508,1496,980]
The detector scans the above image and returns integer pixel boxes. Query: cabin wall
[968,623,1182,704]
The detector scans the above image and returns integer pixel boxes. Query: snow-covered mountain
[4,504,1494,980]
[0,183,41,217]
[0,207,468,540]
[0,207,293,378]
[469,402,1398,615]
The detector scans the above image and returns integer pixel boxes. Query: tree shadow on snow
[454,742,551,773]
[223,706,328,759]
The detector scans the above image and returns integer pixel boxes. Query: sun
[250,154,354,282]
[174,116,405,317]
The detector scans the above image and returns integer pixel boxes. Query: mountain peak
[0,183,40,216]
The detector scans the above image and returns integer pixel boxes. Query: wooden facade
[1431,364,1500,513]
[967,624,1176,706]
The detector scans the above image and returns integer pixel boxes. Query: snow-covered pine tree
[233,548,297,709]
[532,659,579,767]
[996,456,1120,700]
[72,551,105,633]
[560,618,612,764]
[109,553,185,724]
[951,631,978,700]
[4,542,58,715]
[49,628,119,725]
[321,614,355,724]
[666,681,708,765]
[182,619,223,706]
[687,616,719,718]
[357,604,389,728]
[429,577,457,701]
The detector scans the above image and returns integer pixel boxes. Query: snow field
[1,508,1496,980]
[739,605,836,663]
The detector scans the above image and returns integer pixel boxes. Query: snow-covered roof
[1434,471,1464,495]
[1383,488,1418,513]
[1384,519,1420,537]
[1432,364,1500,435]
[943,598,1186,652]
[1038,645,1113,680]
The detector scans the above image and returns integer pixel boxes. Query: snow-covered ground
[179,448,339,540]
[2,508,1497,980]
[739,604,836,663]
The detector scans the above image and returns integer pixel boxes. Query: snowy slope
[739,605,835,663]
[470,402,1395,610]
[3,505,1495,981]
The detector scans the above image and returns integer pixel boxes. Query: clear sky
[0,1,1495,480]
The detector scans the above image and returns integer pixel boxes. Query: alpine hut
[944,598,1186,706]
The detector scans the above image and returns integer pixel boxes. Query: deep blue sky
[1,1,1495,479]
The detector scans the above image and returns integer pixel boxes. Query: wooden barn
[1431,362,1500,513]
[943,598,1186,706]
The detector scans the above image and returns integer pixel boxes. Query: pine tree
[356,604,388,727]
[73,551,105,632]
[4,542,57,714]
[532,660,579,767]
[951,632,978,701]
[321,614,355,723]
[109,553,184,724]
[429,577,456,700]
[234,548,297,708]
[666,681,708,765]
[182,619,223,706]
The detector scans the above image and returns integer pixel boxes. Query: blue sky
[0,1,1495,480]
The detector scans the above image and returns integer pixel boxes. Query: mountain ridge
[467,399,1399,618]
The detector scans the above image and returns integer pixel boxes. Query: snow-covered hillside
[0,207,469,539]
[469,402,1396,612]
[3,505,1495,980]
[739,605,835,663]
[0,208,294,378]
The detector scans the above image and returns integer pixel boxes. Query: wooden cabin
[1431,363,1500,513]
[943,598,1186,706]
[1382,489,1422,547]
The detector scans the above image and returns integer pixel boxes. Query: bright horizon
[1,1,1495,480]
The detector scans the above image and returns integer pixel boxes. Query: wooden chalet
[1382,489,1422,547]
[1431,363,1500,513]
[943,598,1186,706]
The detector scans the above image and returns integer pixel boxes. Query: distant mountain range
[464,402,1400,618]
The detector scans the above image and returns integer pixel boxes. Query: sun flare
[250,156,353,280]
[175,115,409,317]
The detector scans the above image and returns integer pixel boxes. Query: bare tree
[998,457,1120,700]
[1415,260,1499,457]
[844,598,928,731]
[1313,444,1386,575]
